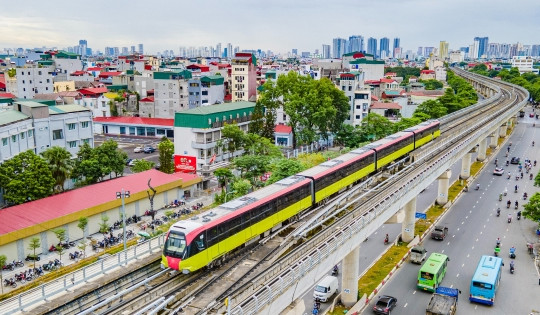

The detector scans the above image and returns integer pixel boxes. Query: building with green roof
[187,75,225,108]
[173,101,255,170]
[151,71,193,118]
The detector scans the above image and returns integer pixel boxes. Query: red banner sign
[174,155,197,173]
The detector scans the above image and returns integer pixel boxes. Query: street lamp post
[116,189,131,251]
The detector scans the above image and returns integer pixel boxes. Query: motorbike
[69,251,81,260]
[475,184,480,191]
[332,266,339,276]
[523,193,528,200]
[530,174,533,180]
[510,248,516,259]
[2,263,14,271]
[496,209,501,217]
[506,161,510,166]
[508,216,512,223]
[517,211,521,220]
[499,194,503,201]
[515,203,518,210]
[507,200,511,208]
[384,235,389,245]
[510,264,515,274]
[3,278,16,288]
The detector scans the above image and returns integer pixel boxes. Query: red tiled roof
[365,80,380,85]
[371,95,379,101]
[352,52,365,59]
[144,65,153,70]
[385,72,397,77]
[87,67,102,72]
[140,96,154,102]
[71,70,89,76]
[380,78,396,83]
[420,70,435,74]
[93,116,174,126]
[0,82,5,89]
[79,87,108,95]
[370,102,402,109]
[98,71,123,78]
[340,73,355,78]
[187,64,210,72]
[0,170,200,235]
[407,91,445,97]
[274,124,292,134]
[0,92,16,98]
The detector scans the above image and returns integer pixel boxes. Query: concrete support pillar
[460,153,472,179]
[477,137,487,161]
[499,124,507,138]
[401,197,416,242]
[341,246,360,307]
[437,169,452,205]
[488,133,497,149]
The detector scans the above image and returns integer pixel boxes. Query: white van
[313,275,338,302]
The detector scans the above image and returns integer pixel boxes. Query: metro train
[162,120,440,273]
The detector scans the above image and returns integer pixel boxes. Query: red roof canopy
[93,116,173,126]
[420,70,435,74]
[352,52,365,59]
[79,87,108,95]
[187,64,210,72]
[274,125,292,134]
[380,78,396,83]
[87,67,102,72]
[370,102,402,109]
[0,92,15,98]
[0,170,200,235]
[98,71,122,78]
[140,96,154,102]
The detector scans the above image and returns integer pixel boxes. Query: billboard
[174,155,197,173]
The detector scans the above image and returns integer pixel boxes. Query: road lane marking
[466,216,469,219]
[462,264,465,267]
[472,246,474,250]
[452,235,455,238]
[441,250,445,253]
[462,221,464,225]
[456,273,459,277]
[413,291,416,295]
[404,303,408,308]
[457,228,460,231]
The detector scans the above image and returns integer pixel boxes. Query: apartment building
[231,53,257,102]
[348,58,385,81]
[153,70,191,118]
[74,87,111,117]
[0,101,93,162]
[8,67,55,99]
[187,75,225,108]
[511,56,537,74]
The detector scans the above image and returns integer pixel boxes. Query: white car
[493,167,505,176]
[134,146,143,153]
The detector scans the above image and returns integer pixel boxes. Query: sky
[1,0,539,55]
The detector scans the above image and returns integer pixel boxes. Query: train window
[195,234,206,251]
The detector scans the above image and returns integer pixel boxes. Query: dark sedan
[373,295,397,315]
[143,146,156,153]
[510,157,520,164]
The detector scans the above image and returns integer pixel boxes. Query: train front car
[162,220,201,271]
[163,175,312,273]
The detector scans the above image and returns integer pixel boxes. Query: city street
[361,110,540,314]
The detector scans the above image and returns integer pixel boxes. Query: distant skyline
[1,0,539,55]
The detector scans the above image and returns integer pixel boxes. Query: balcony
[192,140,217,149]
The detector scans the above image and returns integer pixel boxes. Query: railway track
[46,70,527,315]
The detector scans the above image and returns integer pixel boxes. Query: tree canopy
[158,137,175,174]
[0,150,55,204]
[72,140,127,185]
[522,193,540,224]
[40,146,73,192]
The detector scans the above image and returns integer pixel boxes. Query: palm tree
[41,147,74,193]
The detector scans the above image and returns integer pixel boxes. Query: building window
[81,121,89,128]
[355,115,361,119]
[68,141,77,148]
[356,105,361,109]
[82,138,90,144]
[11,135,17,143]
[20,132,25,139]
[68,123,76,130]
[137,127,145,136]
[1,138,7,146]
[28,130,33,137]
[120,126,126,134]
[52,129,64,140]
[157,129,165,136]
[129,127,136,135]
[202,90,208,95]
[146,127,155,137]
[349,86,352,91]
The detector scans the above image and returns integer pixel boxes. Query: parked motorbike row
[1,259,25,271]
[48,241,76,252]
[2,261,59,288]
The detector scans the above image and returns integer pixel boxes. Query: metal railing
[0,235,165,315]
[229,75,528,314]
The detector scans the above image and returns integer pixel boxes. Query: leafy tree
[99,215,110,235]
[412,111,431,122]
[95,139,127,178]
[219,123,246,159]
[297,153,326,169]
[28,237,41,269]
[420,79,444,90]
[267,159,305,184]
[214,168,234,190]
[232,179,251,197]
[384,67,420,80]
[243,133,282,157]
[359,113,394,140]
[414,100,448,119]
[522,193,540,224]
[0,150,55,205]
[393,117,423,132]
[0,255,6,293]
[158,137,175,174]
[78,217,88,238]
[251,80,281,139]
[52,228,66,263]
[131,159,155,173]
[7,68,16,78]
[40,146,73,193]
[233,155,271,185]
[334,124,365,148]
[109,100,118,116]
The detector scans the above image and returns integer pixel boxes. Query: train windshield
[164,231,187,259]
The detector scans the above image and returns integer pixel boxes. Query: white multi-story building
[0,101,93,162]
[231,53,257,102]
[337,71,371,126]
[153,71,190,118]
[53,51,83,75]
[511,56,537,74]
[449,51,465,64]
[435,67,447,81]
[8,67,55,99]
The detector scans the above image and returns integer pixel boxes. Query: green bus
[417,252,450,292]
